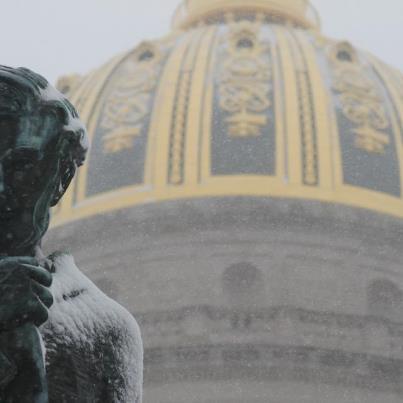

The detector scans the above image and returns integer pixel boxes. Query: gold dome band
[171,0,321,30]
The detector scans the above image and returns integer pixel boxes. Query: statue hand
[0,257,53,332]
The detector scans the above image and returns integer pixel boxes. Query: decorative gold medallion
[329,42,390,154]
[218,21,272,138]
[100,42,162,154]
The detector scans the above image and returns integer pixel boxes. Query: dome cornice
[172,0,321,30]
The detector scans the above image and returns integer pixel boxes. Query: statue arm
[0,256,53,402]
[0,350,17,390]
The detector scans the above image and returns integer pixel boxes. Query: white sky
[1,0,402,84]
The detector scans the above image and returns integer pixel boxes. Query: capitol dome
[45,1,403,402]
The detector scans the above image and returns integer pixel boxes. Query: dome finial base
[172,0,320,30]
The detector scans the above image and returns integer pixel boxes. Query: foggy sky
[1,0,402,84]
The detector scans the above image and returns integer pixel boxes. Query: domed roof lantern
[172,0,321,30]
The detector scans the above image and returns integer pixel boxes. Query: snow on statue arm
[41,253,143,402]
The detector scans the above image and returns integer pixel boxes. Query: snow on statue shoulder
[42,253,143,402]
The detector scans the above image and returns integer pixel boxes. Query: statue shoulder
[42,253,143,402]
[46,252,143,349]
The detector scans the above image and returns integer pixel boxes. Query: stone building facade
[45,1,403,401]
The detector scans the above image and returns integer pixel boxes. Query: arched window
[138,50,155,62]
[337,49,353,62]
[367,279,403,320]
[236,37,255,49]
[222,262,264,310]
[330,41,358,64]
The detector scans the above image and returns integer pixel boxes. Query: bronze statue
[0,66,143,402]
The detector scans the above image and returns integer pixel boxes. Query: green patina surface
[0,66,87,403]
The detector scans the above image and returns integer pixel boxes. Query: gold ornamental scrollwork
[330,42,390,154]
[218,21,272,138]
[101,42,163,154]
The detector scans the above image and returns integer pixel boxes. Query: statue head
[0,66,88,256]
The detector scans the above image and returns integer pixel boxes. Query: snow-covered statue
[0,66,143,403]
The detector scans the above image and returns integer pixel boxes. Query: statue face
[0,67,87,256]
